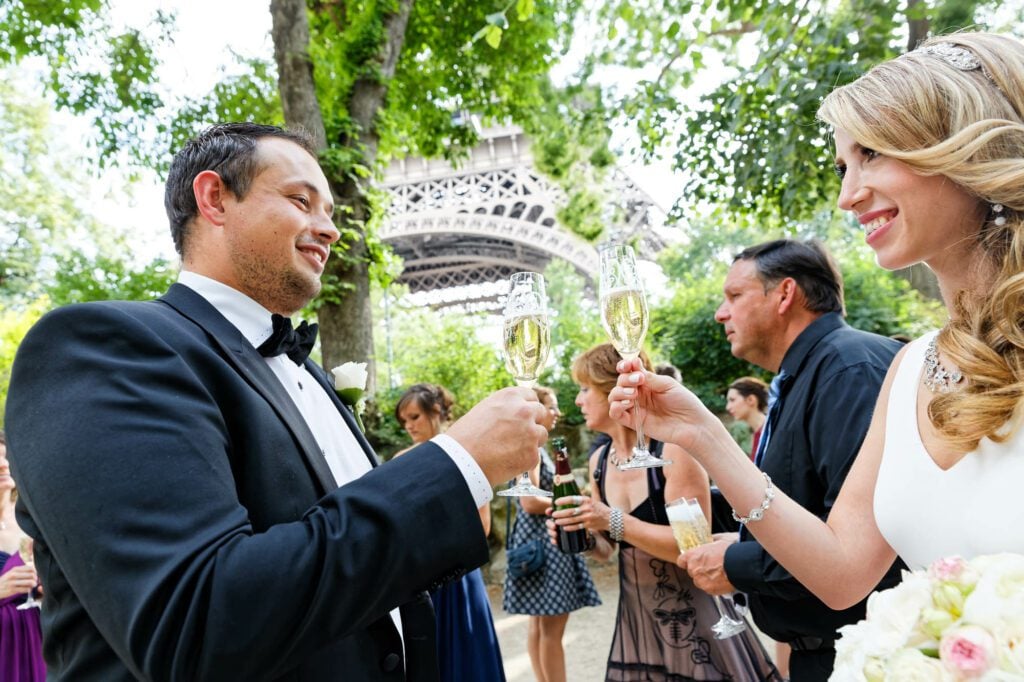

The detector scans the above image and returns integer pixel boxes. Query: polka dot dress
[502,450,602,615]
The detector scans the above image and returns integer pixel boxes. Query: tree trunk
[271,0,327,148]
[906,0,929,52]
[317,0,413,392]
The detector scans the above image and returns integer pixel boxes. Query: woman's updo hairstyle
[818,32,1024,451]
[394,383,455,434]
[572,343,652,398]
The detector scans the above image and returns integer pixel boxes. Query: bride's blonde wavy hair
[818,32,1024,452]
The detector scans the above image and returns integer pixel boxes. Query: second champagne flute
[666,497,747,639]
[598,243,669,470]
[16,537,40,611]
[498,271,553,498]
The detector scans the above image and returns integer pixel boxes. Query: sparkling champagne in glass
[498,272,553,498]
[16,537,40,611]
[598,244,669,470]
[665,497,747,639]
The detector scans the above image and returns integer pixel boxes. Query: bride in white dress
[606,31,1024,610]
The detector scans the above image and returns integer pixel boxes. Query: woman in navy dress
[394,385,506,681]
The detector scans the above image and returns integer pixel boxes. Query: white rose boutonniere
[331,362,368,433]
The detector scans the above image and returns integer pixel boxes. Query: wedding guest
[0,432,45,682]
[5,123,546,680]
[586,362,681,460]
[503,386,600,682]
[552,344,780,681]
[615,239,904,681]
[726,376,768,460]
[607,29,1024,676]
[395,383,506,682]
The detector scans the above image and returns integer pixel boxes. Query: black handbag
[505,497,545,579]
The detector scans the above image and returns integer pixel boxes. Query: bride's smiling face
[833,127,985,274]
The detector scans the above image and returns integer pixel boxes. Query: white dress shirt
[177,271,494,644]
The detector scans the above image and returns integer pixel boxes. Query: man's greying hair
[734,239,845,315]
[164,123,318,256]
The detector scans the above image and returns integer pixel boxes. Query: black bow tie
[257,314,318,365]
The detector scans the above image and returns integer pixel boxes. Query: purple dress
[0,551,46,682]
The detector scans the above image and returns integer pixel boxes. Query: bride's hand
[608,357,717,454]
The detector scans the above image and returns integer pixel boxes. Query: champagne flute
[598,243,669,470]
[16,537,40,611]
[498,272,553,498]
[666,497,747,639]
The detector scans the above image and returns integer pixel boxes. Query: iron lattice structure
[380,124,664,310]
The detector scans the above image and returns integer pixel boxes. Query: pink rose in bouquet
[831,553,1024,681]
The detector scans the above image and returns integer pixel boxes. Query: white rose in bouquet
[830,554,1024,681]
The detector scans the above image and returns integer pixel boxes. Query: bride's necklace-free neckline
[924,336,964,394]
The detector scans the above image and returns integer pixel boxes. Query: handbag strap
[505,496,513,551]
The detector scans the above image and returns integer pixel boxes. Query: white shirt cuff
[432,433,493,509]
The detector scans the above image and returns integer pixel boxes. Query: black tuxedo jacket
[5,284,488,681]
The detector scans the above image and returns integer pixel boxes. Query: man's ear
[775,277,800,315]
[193,170,229,227]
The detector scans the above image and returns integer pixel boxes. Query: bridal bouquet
[831,553,1024,681]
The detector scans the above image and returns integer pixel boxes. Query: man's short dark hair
[654,363,682,382]
[734,239,845,315]
[164,123,318,256]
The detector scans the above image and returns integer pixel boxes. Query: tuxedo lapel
[305,362,380,469]
[159,284,338,493]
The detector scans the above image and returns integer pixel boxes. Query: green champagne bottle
[552,437,591,554]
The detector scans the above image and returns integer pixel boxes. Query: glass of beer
[666,497,747,639]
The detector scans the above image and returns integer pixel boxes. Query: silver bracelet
[730,473,776,525]
[608,507,625,542]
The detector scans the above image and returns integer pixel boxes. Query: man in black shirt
[682,239,904,681]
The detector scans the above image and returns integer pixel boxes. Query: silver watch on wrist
[609,507,625,542]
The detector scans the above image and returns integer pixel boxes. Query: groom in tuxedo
[5,123,545,681]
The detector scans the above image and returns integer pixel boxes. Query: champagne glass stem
[709,595,746,639]
[633,400,649,454]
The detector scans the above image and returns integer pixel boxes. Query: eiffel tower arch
[380,123,663,310]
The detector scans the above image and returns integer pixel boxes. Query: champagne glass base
[17,600,40,611]
[616,449,671,471]
[498,483,552,497]
[710,616,747,639]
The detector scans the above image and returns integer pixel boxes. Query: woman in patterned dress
[553,345,781,681]
[503,386,601,682]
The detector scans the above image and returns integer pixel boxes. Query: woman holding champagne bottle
[393,386,506,682]
[0,432,45,681]
[502,386,601,682]
[551,345,780,681]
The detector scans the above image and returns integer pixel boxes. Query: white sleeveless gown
[873,330,1024,569]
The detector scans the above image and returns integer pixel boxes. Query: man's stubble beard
[233,248,320,316]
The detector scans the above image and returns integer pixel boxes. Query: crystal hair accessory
[918,42,981,72]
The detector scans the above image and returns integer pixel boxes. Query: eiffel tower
[380,123,664,311]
